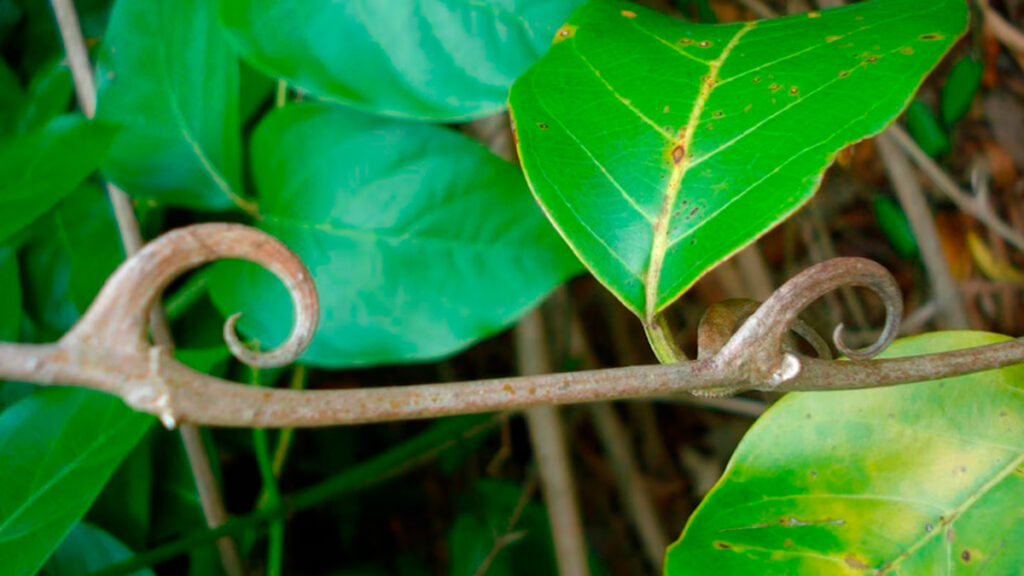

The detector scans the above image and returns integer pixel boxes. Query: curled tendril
[714,258,902,386]
[698,299,832,360]
[63,223,319,368]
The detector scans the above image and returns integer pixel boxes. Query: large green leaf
[39,522,153,576]
[96,0,246,210]
[667,332,1024,574]
[208,103,580,367]
[509,0,967,320]
[0,388,153,576]
[0,115,117,245]
[218,0,586,121]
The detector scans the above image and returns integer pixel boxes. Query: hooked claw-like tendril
[63,223,319,368]
[709,258,902,389]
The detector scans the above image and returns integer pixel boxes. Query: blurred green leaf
[0,388,153,576]
[872,195,919,259]
[0,0,20,42]
[8,0,110,73]
[0,56,25,133]
[87,430,154,551]
[209,103,580,367]
[96,0,245,210]
[0,246,19,341]
[449,479,557,576]
[16,57,73,132]
[906,99,951,157]
[668,332,1024,574]
[19,183,124,338]
[218,0,586,121]
[39,522,153,576]
[941,54,983,126]
[0,115,117,245]
[240,62,276,126]
[510,0,966,318]
[149,430,222,576]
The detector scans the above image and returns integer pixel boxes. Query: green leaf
[16,57,74,133]
[872,194,919,260]
[0,115,117,245]
[208,103,580,367]
[0,57,25,133]
[0,246,19,341]
[449,479,557,576]
[941,54,983,126]
[96,0,246,210]
[509,0,967,320]
[86,431,154,551]
[218,0,586,121]
[149,430,221,576]
[667,331,1024,574]
[905,99,951,157]
[0,0,20,42]
[0,388,153,576]
[39,522,153,576]
[19,183,124,338]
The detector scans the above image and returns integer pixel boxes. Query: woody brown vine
[0,223,1021,428]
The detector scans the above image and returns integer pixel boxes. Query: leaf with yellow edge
[510,0,967,320]
[667,332,1024,575]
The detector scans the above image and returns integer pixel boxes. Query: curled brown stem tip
[64,223,319,368]
[715,258,902,387]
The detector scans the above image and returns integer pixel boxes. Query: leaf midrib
[643,21,755,321]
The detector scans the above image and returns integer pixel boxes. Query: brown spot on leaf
[699,40,712,48]
[826,35,842,42]
[621,9,637,18]
[663,105,670,113]
[679,37,693,45]
[537,122,548,130]
[769,82,782,92]
[845,555,871,569]
[920,33,944,41]
[503,384,515,395]
[838,70,850,78]
[712,110,724,119]
[867,56,878,63]
[961,550,972,562]
[672,145,686,165]
[554,24,577,44]
[714,541,732,549]
[789,86,799,95]
[753,76,761,83]
[744,104,752,113]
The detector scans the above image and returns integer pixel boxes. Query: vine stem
[2,223,1023,428]
[48,2,242,574]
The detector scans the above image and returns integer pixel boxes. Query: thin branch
[977,0,1024,55]
[876,133,970,329]
[516,311,590,576]
[2,223,1023,428]
[49,1,242,573]
[889,124,1024,253]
